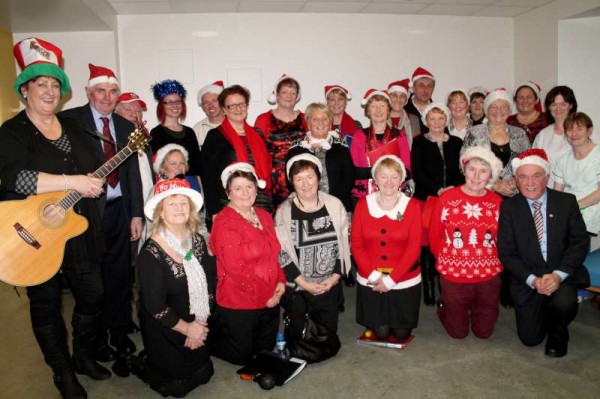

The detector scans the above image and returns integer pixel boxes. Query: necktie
[101,117,119,188]
[533,201,543,245]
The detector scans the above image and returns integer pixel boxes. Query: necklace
[376,191,400,210]
[230,204,261,228]
[295,195,321,212]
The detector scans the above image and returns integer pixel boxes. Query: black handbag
[282,290,341,364]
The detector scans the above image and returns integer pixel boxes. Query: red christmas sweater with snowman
[429,186,503,283]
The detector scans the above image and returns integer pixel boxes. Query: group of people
[0,37,596,399]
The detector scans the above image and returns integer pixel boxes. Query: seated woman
[287,102,355,212]
[209,162,286,365]
[136,178,215,397]
[351,155,422,340]
[429,147,504,339]
[275,154,350,337]
[553,112,600,237]
[350,89,411,204]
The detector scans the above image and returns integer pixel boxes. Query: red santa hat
[511,148,550,175]
[267,74,301,105]
[117,92,147,111]
[144,178,203,221]
[514,81,543,112]
[88,63,119,87]
[324,85,352,101]
[387,79,410,97]
[197,80,224,105]
[361,88,390,107]
[13,37,71,97]
[410,66,435,86]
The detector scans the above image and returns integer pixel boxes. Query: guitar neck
[58,143,136,210]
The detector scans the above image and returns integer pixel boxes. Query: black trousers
[101,198,132,332]
[209,304,280,366]
[509,281,579,348]
[27,265,103,328]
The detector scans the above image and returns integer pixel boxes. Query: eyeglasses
[225,102,248,110]
[488,105,509,113]
[163,100,183,106]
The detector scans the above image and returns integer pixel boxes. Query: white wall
[117,13,514,129]
[558,16,600,126]
[12,31,118,112]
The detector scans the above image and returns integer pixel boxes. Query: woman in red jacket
[209,162,285,365]
[351,155,422,340]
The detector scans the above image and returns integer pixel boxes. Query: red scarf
[367,125,394,152]
[219,117,272,190]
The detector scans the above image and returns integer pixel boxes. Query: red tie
[101,117,118,188]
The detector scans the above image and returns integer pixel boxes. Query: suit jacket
[59,104,143,220]
[497,188,590,287]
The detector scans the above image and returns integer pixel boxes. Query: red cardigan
[209,206,285,310]
[351,197,422,285]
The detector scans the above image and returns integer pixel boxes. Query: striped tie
[533,201,543,244]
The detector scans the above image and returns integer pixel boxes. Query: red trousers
[438,275,501,339]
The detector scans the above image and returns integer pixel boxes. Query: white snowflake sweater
[429,186,503,283]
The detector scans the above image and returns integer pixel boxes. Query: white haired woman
[429,147,504,339]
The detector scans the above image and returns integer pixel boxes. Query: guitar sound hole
[43,204,66,225]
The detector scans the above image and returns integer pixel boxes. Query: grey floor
[1,282,599,399]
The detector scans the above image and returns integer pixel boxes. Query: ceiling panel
[109,1,172,14]
[361,2,429,14]
[170,1,240,13]
[472,5,533,17]
[301,2,370,13]
[419,3,484,15]
[238,1,306,12]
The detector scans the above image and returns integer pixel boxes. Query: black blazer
[60,104,143,220]
[498,189,590,287]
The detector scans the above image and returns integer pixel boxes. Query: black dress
[137,234,216,397]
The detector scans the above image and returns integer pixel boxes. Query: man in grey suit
[60,64,143,364]
[498,149,590,358]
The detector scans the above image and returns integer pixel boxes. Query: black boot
[72,313,111,381]
[110,329,137,354]
[33,324,87,399]
[95,328,116,363]
[420,247,437,306]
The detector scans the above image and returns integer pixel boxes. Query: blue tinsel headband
[151,79,187,101]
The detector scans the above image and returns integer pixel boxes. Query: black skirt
[356,283,421,329]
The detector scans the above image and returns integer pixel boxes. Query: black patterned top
[279,203,341,284]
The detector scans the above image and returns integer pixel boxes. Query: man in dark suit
[60,64,143,363]
[498,149,590,358]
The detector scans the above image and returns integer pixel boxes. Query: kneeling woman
[275,154,351,334]
[429,147,503,339]
[351,155,422,340]
[137,178,215,397]
[209,163,286,365]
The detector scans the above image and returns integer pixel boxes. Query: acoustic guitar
[0,128,150,287]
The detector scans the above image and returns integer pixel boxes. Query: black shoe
[73,358,112,380]
[95,343,117,362]
[110,332,137,354]
[54,370,87,399]
[112,353,132,378]
[545,345,567,358]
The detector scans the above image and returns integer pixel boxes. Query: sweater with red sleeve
[351,193,422,289]
[209,206,286,310]
[429,186,503,283]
